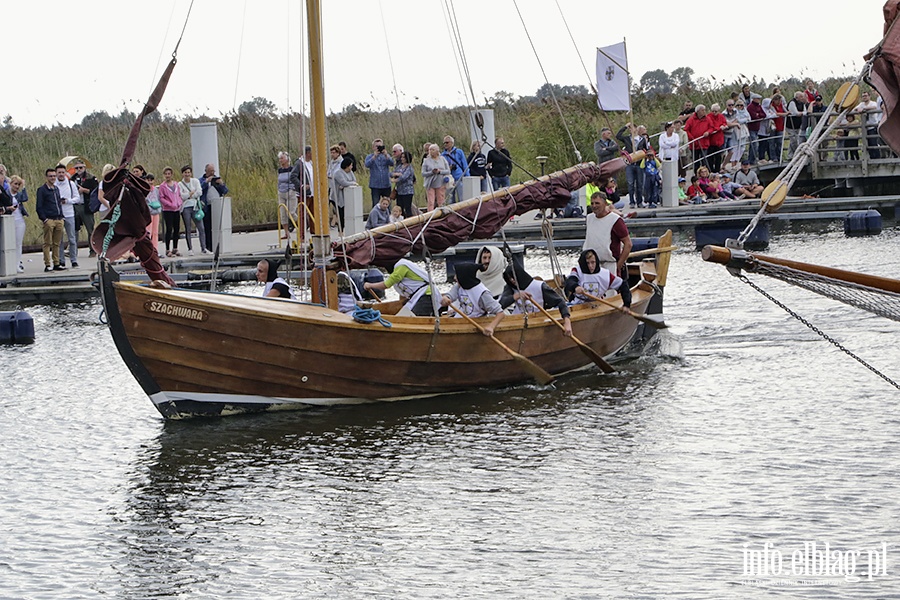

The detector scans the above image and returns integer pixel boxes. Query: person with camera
[364,138,394,210]
[200,163,228,251]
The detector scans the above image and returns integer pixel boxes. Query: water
[2,231,900,598]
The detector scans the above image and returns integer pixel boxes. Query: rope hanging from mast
[512,0,582,163]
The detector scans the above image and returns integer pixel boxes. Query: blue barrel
[844,209,882,237]
[0,310,35,344]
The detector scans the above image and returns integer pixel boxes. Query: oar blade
[636,313,668,329]
[509,349,556,385]
[574,339,616,373]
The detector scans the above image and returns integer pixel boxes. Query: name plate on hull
[144,300,209,322]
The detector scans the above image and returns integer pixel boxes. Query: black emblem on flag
[605,66,615,81]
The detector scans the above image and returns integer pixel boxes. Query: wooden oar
[583,292,668,329]
[626,245,678,259]
[528,302,616,374]
[448,303,555,385]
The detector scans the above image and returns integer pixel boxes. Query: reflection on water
[2,231,900,598]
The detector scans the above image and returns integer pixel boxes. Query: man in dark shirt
[35,168,66,271]
[339,141,357,172]
[487,137,513,190]
[71,160,99,256]
[593,127,618,163]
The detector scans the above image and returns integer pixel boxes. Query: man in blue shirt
[442,135,469,204]
[364,138,393,209]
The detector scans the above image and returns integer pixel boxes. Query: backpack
[89,186,101,213]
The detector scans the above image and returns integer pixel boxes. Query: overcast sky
[4,0,889,128]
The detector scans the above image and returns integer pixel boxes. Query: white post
[661,159,678,208]
[343,186,365,237]
[190,122,220,175]
[211,196,232,253]
[461,176,480,203]
[0,215,16,276]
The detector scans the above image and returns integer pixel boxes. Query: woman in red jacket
[706,103,728,173]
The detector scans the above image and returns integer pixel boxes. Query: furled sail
[334,158,631,269]
[866,0,900,154]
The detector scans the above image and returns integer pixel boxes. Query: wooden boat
[95,0,676,419]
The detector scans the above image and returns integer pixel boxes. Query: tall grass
[0,76,852,246]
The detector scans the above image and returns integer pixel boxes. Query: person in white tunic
[499,264,572,336]
[564,249,624,304]
[256,259,295,299]
[442,262,505,336]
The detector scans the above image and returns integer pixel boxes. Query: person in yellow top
[363,258,435,317]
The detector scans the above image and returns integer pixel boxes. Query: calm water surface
[2,230,900,598]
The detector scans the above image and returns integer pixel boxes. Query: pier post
[661,159,678,208]
[344,185,365,236]
[461,176,481,203]
[0,215,15,276]
[211,196,232,253]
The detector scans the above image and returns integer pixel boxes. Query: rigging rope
[379,0,406,140]
[735,68,870,246]
[737,274,900,391]
[511,0,582,163]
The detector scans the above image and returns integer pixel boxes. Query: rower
[364,258,435,316]
[564,249,624,304]
[256,259,295,299]
[441,262,505,336]
[500,264,572,336]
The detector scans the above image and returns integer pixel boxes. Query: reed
[0,77,851,246]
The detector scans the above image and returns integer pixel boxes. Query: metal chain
[738,274,900,390]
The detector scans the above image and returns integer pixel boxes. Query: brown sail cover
[867,0,900,154]
[90,168,174,285]
[89,56,179,285]
[335,159,627,269]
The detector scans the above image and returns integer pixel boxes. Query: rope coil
[352,307,392,327]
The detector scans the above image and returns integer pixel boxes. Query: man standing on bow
[71,160,98,257]
[583,191,632,307]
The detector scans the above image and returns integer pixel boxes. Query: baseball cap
[678,177,686,183]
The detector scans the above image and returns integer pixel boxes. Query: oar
[528,301,616,374]
[583,292,668,329]
[448,302,555,385]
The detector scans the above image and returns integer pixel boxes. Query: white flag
[596,42,630,111]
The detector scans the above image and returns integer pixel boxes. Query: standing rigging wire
[444,0,479,109]
[378,0,406,141]
[286,0,292,153]
[552,0,614,133]
[148,0,181,98]
[222,0,250,186]
[440,0,475,110]
[511,0,582,163]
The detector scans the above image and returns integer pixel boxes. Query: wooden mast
[306,0,337,308]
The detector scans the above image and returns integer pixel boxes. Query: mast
[306,0,336,307]
[624,37,634,135]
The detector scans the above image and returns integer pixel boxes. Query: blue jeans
[625,163,643,206]
[748,130,760,164]
[491,175,510,190]
[642,175,660,207]
[59,215,78,264]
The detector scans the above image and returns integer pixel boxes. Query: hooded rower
[476,245,505,298]
[442,262,505,335]
[564,249,624,304]
[363,257,435,316]
[500,264,572,336]
[256,259,295,299]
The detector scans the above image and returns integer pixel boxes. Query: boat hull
[98,259,663,419]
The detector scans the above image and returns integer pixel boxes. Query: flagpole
[624,37,634,137]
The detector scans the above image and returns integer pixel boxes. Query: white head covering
[476,245,506,297]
